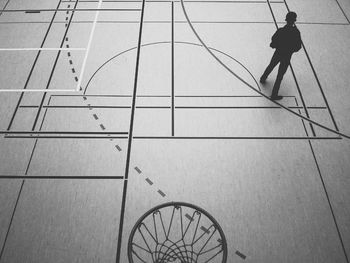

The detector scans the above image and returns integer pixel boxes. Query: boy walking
[260,11,302,100]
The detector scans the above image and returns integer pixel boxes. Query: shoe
[259,76,266,84]
[270,95,283,101]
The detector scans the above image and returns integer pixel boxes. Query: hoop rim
[127,201,228,263]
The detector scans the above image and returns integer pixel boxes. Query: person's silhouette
[260,11,302,100]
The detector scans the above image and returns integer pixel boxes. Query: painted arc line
[83,41,261,94]
[179,0,350,140]
[76,0,103,92]
[80,38,346,139]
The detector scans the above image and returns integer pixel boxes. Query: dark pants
[262,50,292,96]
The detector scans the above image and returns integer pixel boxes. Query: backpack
[270,26,302,53]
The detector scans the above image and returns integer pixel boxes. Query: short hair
[285,11,297,22]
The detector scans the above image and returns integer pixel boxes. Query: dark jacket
[270,25,302,54]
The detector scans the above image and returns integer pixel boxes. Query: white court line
[0,48,86,51]
[0,89,77,92]
[76,0,103,91]
[0,0,102,93]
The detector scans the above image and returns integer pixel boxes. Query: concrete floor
[0,0,350,262]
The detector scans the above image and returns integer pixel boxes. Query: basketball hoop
[128,202,227,263]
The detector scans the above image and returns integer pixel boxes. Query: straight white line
[0,48,86,51]
[0,89,76,92]
[76,0,103,91]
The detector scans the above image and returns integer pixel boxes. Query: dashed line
[236,250,246,260]
[64,14,79,85]
[185,213,194,221]
[64,27,241,260]
[115,145,122,151]
[64,10,168,204]
[185,216,236,256]
[134,167,142,174]
[200,226,210,234]
[157,190,166,197]
[145,178,153,185]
